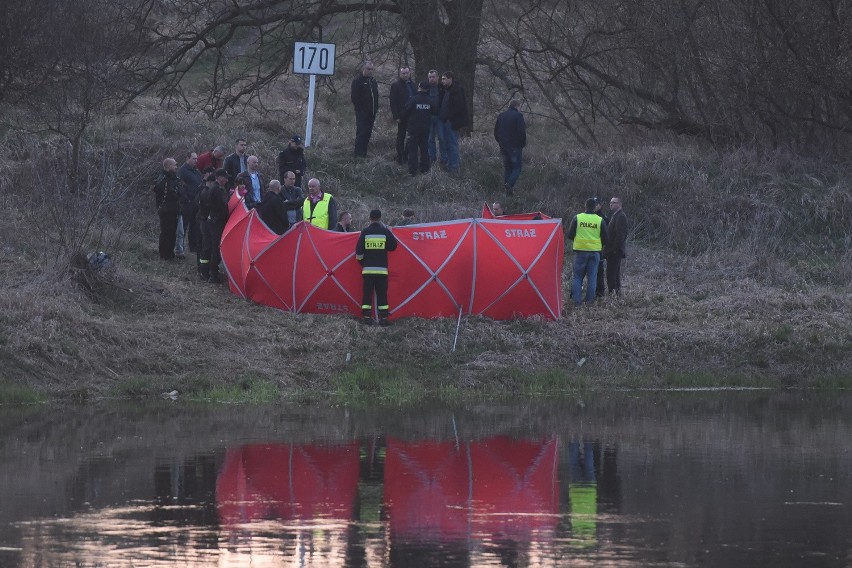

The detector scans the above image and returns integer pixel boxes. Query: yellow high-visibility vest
[303,193,333,229]
[573,213,603,251]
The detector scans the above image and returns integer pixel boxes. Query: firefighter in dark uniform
[355,209,398,326]
[198,169,231,283]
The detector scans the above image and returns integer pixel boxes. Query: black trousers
[200,219,225,278]
[361,274,389,318]
[395,119,409,163]
[407,131,430,175]
[606,254,623,293]
[181,207,201,253]
[596,256,606,297]
[158,209,178,260]
[354,111,376,157]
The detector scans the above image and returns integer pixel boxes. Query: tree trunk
[394,0,484,132]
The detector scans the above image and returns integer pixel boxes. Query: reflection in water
[2,393,852,567]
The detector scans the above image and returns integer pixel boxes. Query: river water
[1,391,850,567]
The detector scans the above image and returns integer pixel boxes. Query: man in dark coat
[279,171,304,225]
[351,61,379,157]
[439,71,468,172]
[277,136,307,188]
[152,158,181,260]
[606,196,629,296]
[403,81,435,176]
[207,168,230,284]
[389,66,415,164]
[258,180,290,235]
[494,99,527,195]
[176,151,203,258]
[355,209,398,326]
[426,69,446,166]
[223,138,248,182]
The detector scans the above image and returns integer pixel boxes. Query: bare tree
[1,0,148,192]
[129,0,485,127]
[482,0,852,153]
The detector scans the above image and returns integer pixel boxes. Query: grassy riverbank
[0,107,850,403]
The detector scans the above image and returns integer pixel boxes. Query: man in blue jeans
[426,69,446,166]
[566,197,609,305]
[493,99,527,195]
[439,71,468,172]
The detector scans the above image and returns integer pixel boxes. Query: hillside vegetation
[0,86,850,403]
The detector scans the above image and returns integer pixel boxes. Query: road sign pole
[305,74,316,148]
[293,41,336,148]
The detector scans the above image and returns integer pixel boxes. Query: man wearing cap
[395,208,416,226]
[566,197,609,305]
[389,66,416,165]
[302,178,338,230]
[402,80,435,176]
[355,209,398,326]
[198,169,231,283]
[277,136,307,188]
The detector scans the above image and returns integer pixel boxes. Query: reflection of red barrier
[384,437,559,542]
[469,437,560,538]
[384,439,470,540]
[216,442,360,525]
[221,194,563,320]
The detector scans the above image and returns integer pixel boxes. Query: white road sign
[293,42,336,76]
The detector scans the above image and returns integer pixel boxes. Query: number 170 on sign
[293,42,336,76]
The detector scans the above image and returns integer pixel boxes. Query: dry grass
[0,96,850,399]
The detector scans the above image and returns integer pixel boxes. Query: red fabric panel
[222,212,564,320]
[220,203,251,297]
[390,221,475,319]
[471,219,563,319]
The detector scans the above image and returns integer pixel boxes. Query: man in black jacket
[403,81,434,176]
[606,196,629,296]
[223,138,248,182]
[199,169,231,283]
[494,99,527,195]
[277,136,307,188]
[258,180,290,235]
[280,171,304,225]
[176,151,203,258]
[351,61,379,157]
[153,158,181,260]
[426,69,446,167]
[355,209,398,326]
[439,71,468,173]
[389,66,415,165]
